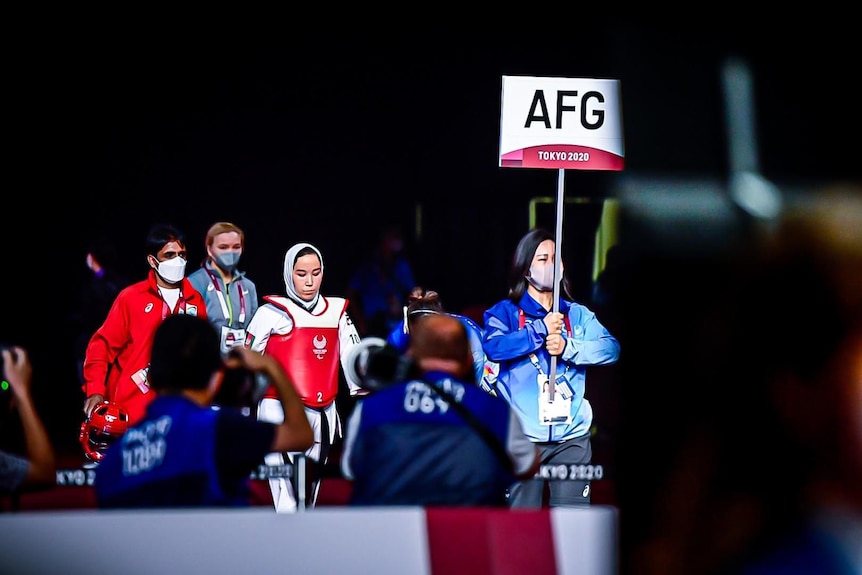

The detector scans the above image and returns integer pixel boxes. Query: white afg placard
[499,75,624,170]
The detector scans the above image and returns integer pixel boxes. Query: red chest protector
[263,296,346,409]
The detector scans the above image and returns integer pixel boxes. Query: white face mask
[527,263,555,292]
[155,256,187,284]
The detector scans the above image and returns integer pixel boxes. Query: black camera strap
[423,379,514,474]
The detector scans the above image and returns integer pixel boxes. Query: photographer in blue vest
[95,314,312,507]
[342,313,539,506]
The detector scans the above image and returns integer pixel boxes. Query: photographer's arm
[228,347,313,453]
[2,347,56,487]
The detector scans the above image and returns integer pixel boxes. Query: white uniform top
[245,295,364,398]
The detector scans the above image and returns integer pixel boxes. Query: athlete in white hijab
[245,240,364,512]
[283,242,323,311]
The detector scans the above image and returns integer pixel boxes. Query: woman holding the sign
[482,227,620,507]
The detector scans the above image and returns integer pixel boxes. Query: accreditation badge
[131,366,151,394]
[220,327,247,355]
[538,373,572,426]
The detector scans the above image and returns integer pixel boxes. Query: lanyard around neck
[161,291,186,320]
[205,268,246,323]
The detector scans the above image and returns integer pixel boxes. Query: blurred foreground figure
[95,315,312,508]
[630,187,862,575]
[342,314,539,506]
[1,346,56,495]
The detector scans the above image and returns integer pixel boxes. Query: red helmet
[79,401,130,462]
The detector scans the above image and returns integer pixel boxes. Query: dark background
[5,21,861,560]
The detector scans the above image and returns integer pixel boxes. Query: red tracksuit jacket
[82,270,206,424]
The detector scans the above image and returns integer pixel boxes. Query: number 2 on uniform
[317,391,323,402]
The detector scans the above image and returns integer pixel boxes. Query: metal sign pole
[547,167,565,400]
[499,75,624,399]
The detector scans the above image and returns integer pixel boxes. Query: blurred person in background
[69,237,131,387]
[81,223,206,428]
[483,227,620,508]
[95,314,312,508]
[628,187,862,575]
[188,222,259,358]
[1,346,56,496]
[386,286,492,393]
[245,242,365,512]
[342,313,539,506]
[346,225,417,338]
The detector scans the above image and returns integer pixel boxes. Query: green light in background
[1,380,9,391]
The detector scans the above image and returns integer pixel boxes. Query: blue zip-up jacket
[482,292,620,443]
[386,313,486,384]
[341,370,536,506]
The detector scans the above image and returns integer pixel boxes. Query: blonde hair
[205,222,244,248]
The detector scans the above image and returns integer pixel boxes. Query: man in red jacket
[81,223,207,426]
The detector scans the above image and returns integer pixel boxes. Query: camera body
[344,337,420,392]
[213,366,267,409]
